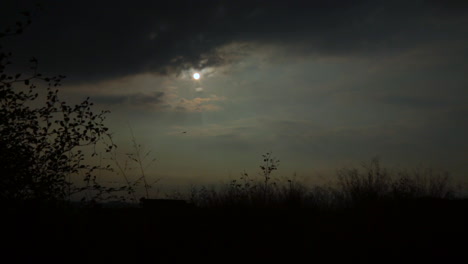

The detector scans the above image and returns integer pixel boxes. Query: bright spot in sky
[193,73,200,80]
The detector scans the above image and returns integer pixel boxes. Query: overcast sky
[2,0,468,193]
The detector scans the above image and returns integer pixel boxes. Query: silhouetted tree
[0,11,119,205]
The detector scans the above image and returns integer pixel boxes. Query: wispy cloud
[378,95,452,109]
[175,95,226,112]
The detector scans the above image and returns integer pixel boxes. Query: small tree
[259,152,280,203]
[0,12,119,205]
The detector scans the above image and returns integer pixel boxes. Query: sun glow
[193,72,200,80]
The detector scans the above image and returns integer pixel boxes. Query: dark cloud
[93,91,165,106]
[1,0,467,83]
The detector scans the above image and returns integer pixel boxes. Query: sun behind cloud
[193,72,200,80]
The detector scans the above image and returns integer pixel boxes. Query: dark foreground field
[3,199,468,263]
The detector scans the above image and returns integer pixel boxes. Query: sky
[1,0,468,194]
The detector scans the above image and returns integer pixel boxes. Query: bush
[336,158,391,206]
[336,158,455,208]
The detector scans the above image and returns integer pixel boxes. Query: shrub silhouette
[110,129,159,203]
[0,12,118,204]
[336,158,391,206]
[188,156,457,210]
[336,158,455,208]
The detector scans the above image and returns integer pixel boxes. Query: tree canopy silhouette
[0,11,119,205]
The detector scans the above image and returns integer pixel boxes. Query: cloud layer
[2,0,467,83]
